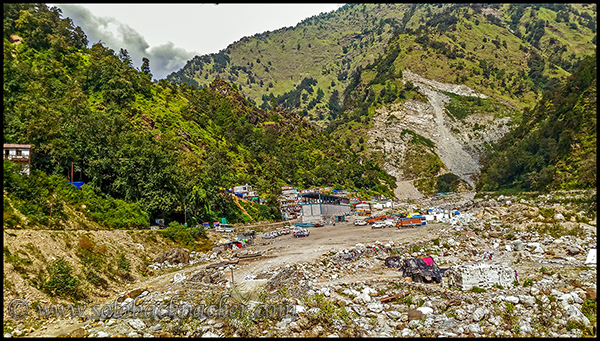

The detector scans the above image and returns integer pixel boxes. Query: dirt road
[231,219,446,284]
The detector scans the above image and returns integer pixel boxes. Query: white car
[383,220,396,228]
[216,225,234,233]
[293,227,310,237]
[354,219,368,226]
[371,222,385,229]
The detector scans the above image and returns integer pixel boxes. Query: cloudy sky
[49,3,344,80]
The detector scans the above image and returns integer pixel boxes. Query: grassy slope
[168,4,595,128]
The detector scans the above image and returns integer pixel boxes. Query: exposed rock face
[366,69,512,189]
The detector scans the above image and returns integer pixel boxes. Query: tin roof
[3,144,31,149]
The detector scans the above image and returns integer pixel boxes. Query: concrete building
[368,200,393,210]
[233,183,257,199]
[300,192,350,224]
[4,144,31,176]
[351,201,372,213]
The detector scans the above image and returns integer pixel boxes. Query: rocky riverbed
[7,191,596,338]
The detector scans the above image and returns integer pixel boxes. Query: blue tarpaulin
[69,181,84,189]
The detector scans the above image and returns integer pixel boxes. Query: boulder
[70,328,87,338]
[585,288,596,300]
[353,292,371,305]
[440,317,458,330]
[467,323,483,334]
[128,318,146,331]
[367,301,384,313]
[201,331,220,337]
[154,248,190,265]
[350,304,366,316]
[96,331,110,338]
[513,241,525,251]
[416,306,433,315]
[386,310,402,319]
[407,309,424,321]
[455,308,467,321]
[471,307,487,321]
[518,295,535,307]
[565,304,590,326]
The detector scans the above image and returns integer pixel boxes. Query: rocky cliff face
[367,69,512,189]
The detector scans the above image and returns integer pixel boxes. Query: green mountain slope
[3,4,395,229]
[476,53,596,192]
[166,3,596,126]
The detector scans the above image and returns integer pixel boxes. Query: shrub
[41,257,85,300]
[159,221,207,251]
[470,286,487,293]
[117,253,130,272]
[78,235,95,251]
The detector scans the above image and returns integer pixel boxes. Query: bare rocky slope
[367,69,512,190]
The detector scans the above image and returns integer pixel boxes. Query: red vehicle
[396,216,426,228]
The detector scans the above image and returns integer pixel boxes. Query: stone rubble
[18,191,596,338]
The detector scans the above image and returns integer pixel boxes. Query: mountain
[167,3,596,126]
[3,4,395,229]
[476,54,596,192]
[166,3,596,195]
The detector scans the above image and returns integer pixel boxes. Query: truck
[396,216,426,228]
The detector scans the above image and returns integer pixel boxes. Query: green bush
[159,221,207,250]
[41,257,85,300]
[117,253,130,272]
[3,160,149,229]
[470,286,487,293]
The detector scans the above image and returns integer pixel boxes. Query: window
[16,150,22,156]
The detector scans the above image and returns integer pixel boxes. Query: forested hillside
[167,3,596,126]
[3,4,395,229]
[476,54,596,192]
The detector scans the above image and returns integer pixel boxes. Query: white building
[233,183,257,199]
[4,144,31,176]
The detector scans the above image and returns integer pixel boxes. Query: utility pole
[48,189,55,229]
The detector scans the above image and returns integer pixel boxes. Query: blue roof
[69,181,84,189]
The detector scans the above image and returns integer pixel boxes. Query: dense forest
[476,54,596,192]
[2,4,597,231]
[3,4,395,229]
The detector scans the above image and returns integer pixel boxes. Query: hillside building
[233,183,257,199]
[4,144,31,176]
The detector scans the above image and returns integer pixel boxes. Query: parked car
[216,224,235,233]
[383,220,396,228]
[371,222,385,229]
[354,219,368,226]
[294,227,310,237]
